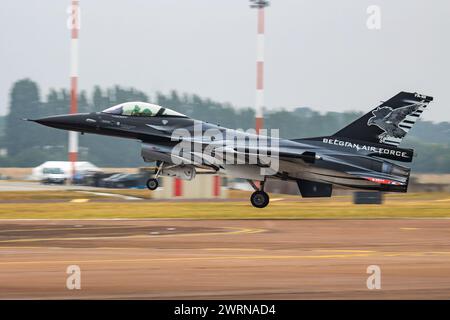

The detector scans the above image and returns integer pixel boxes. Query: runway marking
[0,225,149,233]
[0,227,266,244]
[400,227,419,231]
[314,249,376,253]
[0,246,51,249]
[76,191,144,201]
[429,251,450,255]
[2,217,450,221]
[5,250,450,266]
[70,199,90,203]
[0,253,376,266]
[0,219,162,221]
[1,251,450,266]
[383,252,425,257]
[204,248,265,252]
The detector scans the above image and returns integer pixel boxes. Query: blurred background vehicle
[31,161,101,182]
[99,173,127,188]
[107,173,149,189]
[81,172,118,187]
[41,167,67,184]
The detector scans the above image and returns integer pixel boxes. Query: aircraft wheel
[250,191,269,208]
[146,178,159,190]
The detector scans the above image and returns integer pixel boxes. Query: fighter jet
[29,91,433,208]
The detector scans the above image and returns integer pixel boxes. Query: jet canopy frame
[102,102,186,118]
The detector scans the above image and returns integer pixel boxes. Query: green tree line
[0,79,449,172]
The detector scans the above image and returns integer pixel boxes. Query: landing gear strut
[146,161,163,191]
[248,179,269,208]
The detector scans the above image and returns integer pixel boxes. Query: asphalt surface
[0,181,102,191]
[1,219,450,299]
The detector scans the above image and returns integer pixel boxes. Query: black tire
[250,191,270,208]
[146,178,159,190]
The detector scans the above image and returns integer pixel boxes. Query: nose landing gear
[248,179,270,208]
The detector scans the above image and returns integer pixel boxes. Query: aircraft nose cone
[31,114,87,130]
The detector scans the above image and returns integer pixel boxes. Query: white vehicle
[41,167,68,184]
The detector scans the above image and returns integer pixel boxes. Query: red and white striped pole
[69,0,79,181]
[250,1,269,134]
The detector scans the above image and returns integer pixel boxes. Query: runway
[1,219,450,299]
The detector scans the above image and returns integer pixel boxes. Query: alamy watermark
[366,5,381,30]
[366,265,381,290]
[66,265,81,290]
[66,4,81,30]
[170,121,280,175]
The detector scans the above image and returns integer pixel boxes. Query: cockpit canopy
[102,102,186,118]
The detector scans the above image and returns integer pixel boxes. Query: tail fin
[333,92,433,146]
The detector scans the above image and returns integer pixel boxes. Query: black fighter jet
[29,91,433,208]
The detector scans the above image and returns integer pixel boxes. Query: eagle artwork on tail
[367,101,425,144]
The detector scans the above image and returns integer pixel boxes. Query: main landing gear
[146,161,163,191]
[248,180,270,208]
[146,178,158,190]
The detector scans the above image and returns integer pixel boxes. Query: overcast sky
[1,0,449,122]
